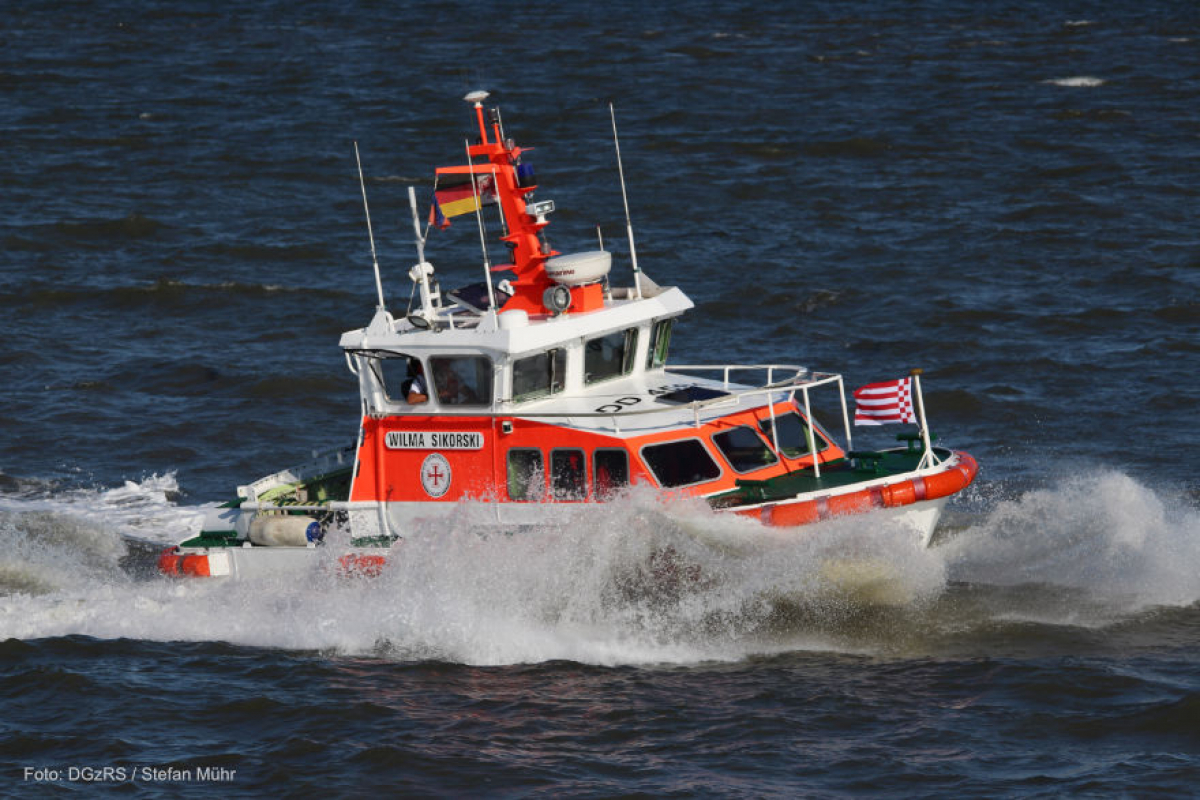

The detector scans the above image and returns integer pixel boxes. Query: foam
[1,471,1195,665]
[1043,76,1106,88]
[942,471,1200,613]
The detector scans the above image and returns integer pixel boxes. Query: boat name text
[385,431,483,450]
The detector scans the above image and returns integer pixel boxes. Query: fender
[737,451,978,528]
[922,452,978,499]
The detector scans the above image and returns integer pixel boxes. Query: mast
[354,142,387,311]
[406,186,438,321]
[463,91,554,312]
[610,103,643,300]
[422,92,614,315]
[436,91,606,315]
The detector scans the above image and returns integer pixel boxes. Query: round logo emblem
[420,453,452,498]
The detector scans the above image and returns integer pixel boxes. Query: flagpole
[465,139,499,329]
[911,368,938,469]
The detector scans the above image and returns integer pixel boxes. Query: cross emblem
[420,453,452,498]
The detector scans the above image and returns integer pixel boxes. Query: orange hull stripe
[349,402,846,503]
[737,451,978,527]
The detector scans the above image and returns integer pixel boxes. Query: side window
[759,412,829,458]
[646,319,673,369]
[641,440,721,488]
[550,449,586,500]
[584,328,638,384]
[621,328,639,375]
[512,348,567,402]
[712,426,778,473]
[430,355,492,406]
[507,449,544,501]
[372,355,427,405]
[593,449,629,500]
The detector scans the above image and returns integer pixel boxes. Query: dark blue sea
[3,1,1199,796]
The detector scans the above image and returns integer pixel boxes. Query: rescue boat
[158,92,978,580]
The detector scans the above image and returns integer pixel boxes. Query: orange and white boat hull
[159,450,976,578]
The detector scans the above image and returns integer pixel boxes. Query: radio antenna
[354,142,386,311]
[610,103,643,300]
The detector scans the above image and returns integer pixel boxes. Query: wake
[0,470,1195,665]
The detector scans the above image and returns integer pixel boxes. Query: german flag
[428,171,497,229]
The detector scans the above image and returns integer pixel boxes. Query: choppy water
[2,1,1199,795]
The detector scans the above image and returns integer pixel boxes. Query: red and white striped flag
[854,377,916,426]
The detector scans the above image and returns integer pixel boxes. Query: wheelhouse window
[641,439,721,488]
[593,449,629,500]
[712,426,778,473]
[550,449,586,500]
[430,355,492,406]
[512,348,567,402]
[584,328,638,385]
[646,319,673,369]
[370,354,428,406]
[507,449,544,501]
[758,412,829,458]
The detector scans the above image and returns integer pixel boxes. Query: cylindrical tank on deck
[248,515,321,547]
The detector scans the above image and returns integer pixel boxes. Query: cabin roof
[338,283,693,359]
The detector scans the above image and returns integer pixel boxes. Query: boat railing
[662,366,853,476]
[515,364,847,423]
[373,363,855,477]
[238,443,356,503]
[665,363,811,391]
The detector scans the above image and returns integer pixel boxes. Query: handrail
[666,363,808,389]
[239,444,355,501]
[367,367,847,422]
[240,500,380,512]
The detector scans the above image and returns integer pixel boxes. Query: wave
[0,473,200,597]
[1,278,350,312]
[49,213,167,240]
[197,242,335,263]
[802,137,893,159]
[1043,76,1107,88]
[0,471,1195,665]
[942,471,1200,612]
